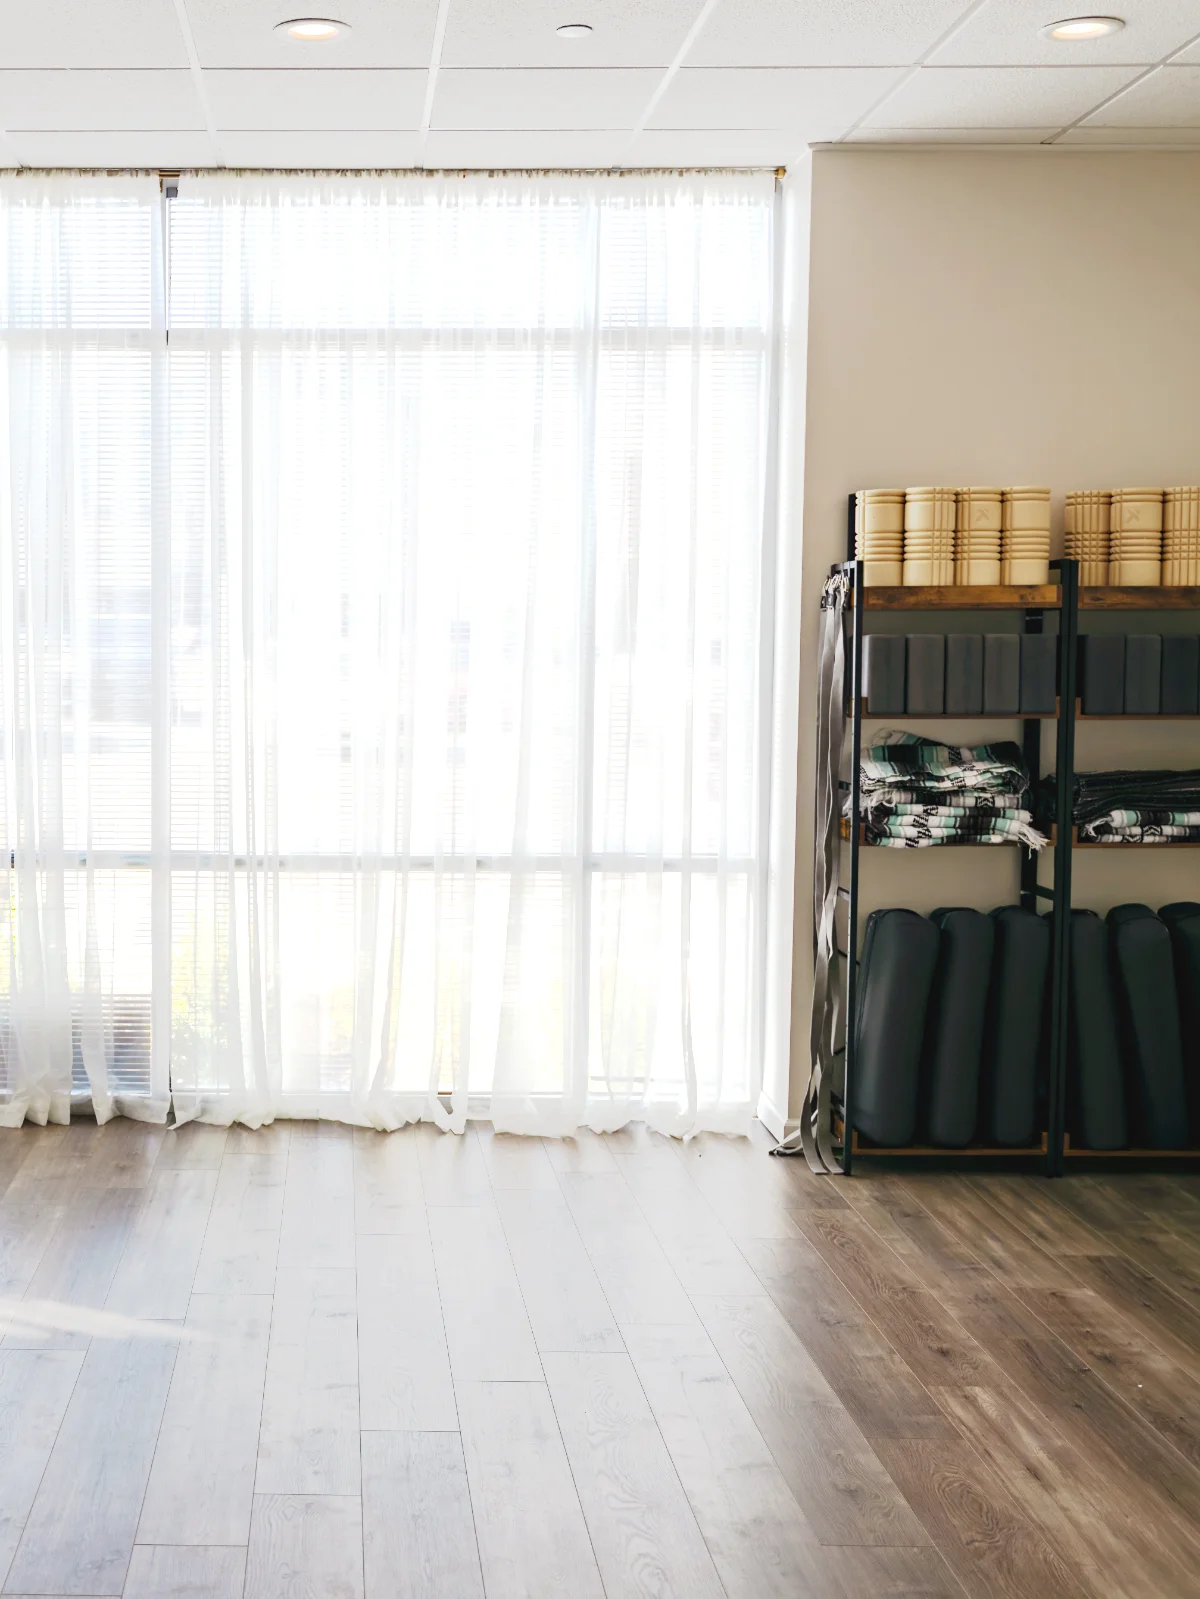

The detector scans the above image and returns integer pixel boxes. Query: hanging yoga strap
[773,571,848,1173]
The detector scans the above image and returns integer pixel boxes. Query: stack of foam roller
[850,902,1200,1150]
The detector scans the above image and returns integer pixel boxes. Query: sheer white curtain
[0,176,169,1127]
[167,174,775,1136]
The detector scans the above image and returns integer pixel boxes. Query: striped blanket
[1043,770,1200,844]
[852,733,1047,850]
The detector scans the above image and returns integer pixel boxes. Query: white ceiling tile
[186,0,439,69]
[1175,35,1200,61]
[688,0,974,68]
[624,128,796,163]
[0,0,189,68]
[1057,123,1200,142]
[442,0,704,69]
[649,67,905,133]
[931,0,1200,68]
[862,65,1142,127]
[431,69,658,130]
[1080,64,1200,125]
[0,71,202,132]
[846,125,1059,142]
[217,130,422,166]
[8,131,216,165]
[422,130,629,166]
[206,70,426,131]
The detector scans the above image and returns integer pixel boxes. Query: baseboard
[756,1093,802,1144]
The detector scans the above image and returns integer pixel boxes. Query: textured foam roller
[852,909,941,1148]
[905,634,945,716]
[1080,634,1124,715]
[922,908,993,1148]
[863,635,905,716]
[1124,635,1162,716]
[982,905,1050,1147]
[983,634,1019,715]
[1107,904,1189,1149]
[1157,901,1200,1140]
[1067,910,1127,1151]
[1019,634,1058,715]
[1161,635,1200,715]
[944,634,983,715]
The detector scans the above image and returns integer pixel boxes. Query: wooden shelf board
[1063,1137,1200,1159]
[1080,586,1200,611]
[856,584,1061,611]
[836,1119,1048,1158]
[855,702,1058,721]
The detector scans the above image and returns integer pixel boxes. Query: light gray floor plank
[476,1127,561,1190]
[495,1190,624,1356]
[154,1125,228,1172]
[245,1494,363,1599]
[256,1268,360,1496]
[622,1321,822,1597]
[122,1544,247,1599]
[278,1125,356,1273]
[105,1169,218,1320]
[428,1206,541,1381]
[457,1380,605,1599]
[620,1164,765,1297]
[192,1146,288,1297]
[4,1332,179,1595]
[559,1174,699,1326]
[542,1351,725,1599]
[4,1188,141,1350]
[361,1431,483,1599]
[138,1293,273,1545]
[541,1130,619,1174]
[352,1129,426,1236]
[0,1350,85,1582]
[356,1234,456,1430]
[77,1120,164,1190]
[693,1294,930,1549]
[0,1181,77,1312]
[415,1124,492,1207]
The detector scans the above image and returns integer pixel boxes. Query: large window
[0,173,776,1134]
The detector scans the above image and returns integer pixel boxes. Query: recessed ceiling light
[1041,15,1125,40]
[556,22,593,37]
[275,16,349,40]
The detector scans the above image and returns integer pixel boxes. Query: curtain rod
[2,165,787,180]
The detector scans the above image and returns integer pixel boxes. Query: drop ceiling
[1,0,1200,169]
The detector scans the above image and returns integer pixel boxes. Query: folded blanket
[866,813,1047,849]
[1085,826,1200,844]
[853,735,1046,848]
[1042,770,1200,844]
[860,733,1029,798]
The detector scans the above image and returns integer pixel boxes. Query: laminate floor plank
[352,1128,426,1235]
[541,1130,620,1174]
[427,1205,541,1381]
[692,1293,929,1547]
[277,1124,356,1273]
[137,1292,273,1545]
[807,1544,965,1598]
[1062,1250,1200,1385]
[0,1181,76,1302]
[192,1146,288,1297]
[542,1351,725,1598]
[0,1349,85,1582]
[670,1136,805,1239]
[77,1121,164,1190]
[559,1173,699,1326]
[104,1168,218,1320]
[154,1124,228,1171]
[255,1268,360,1496]
[356,1233,457,1430]
[622,1321,822,1597]
[122,1545,247,1599]
[619,1165,765,1297]
[476,1127,560,1191]
[494,1189,624,1356]
[4,1187,142,1350]
[456,1379,605,1599]
[361,1431,483,1599]
[415,1124,492,1207]
[245,1494,363,1599]
[4,1333,179,1595]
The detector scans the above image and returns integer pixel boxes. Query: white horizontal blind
[167,175,775,1133]
[0,178,166,1125]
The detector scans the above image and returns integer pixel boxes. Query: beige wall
[787,148,1200,1119]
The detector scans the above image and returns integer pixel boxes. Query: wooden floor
[0,1123,1199,1599]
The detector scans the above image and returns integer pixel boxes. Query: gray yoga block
[945,634,983,715]
[983,634,1019,714]
[1124,635,1162,716]
[1019,634,1058,714]
[1080,634,1124,716]
[906,635,945,715]
[863,635,905,715]
[1161,635,1200,715]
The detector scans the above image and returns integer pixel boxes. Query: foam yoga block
[1107,904,1189,1149]
[863,635,905,715]
[1124,635,1162,715]
[905,634,945,715]
[983,634,1019,714]
[944,634,983,715]
[923,908,993,1147]
[1158,901,1200,1139]
[982,906,1050,1147]
[1161,635,1200,715]
[1067,911,1127,1151]
[1080,634,1124,715]
[852,909,941,1147]
[1019,634,1057,714]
